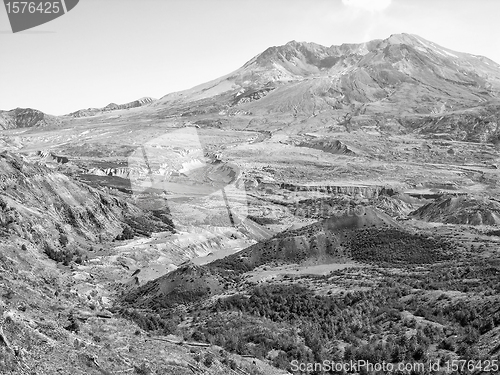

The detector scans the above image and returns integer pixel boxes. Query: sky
[1,0,499,115]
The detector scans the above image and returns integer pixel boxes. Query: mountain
[67,97,156,118]
[150,34,500,142]
[0,107,59,130]
[0,98,156,129]
[155,33,500,115]
[4,34,500,141]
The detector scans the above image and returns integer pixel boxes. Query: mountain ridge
[67,96,156,118]
[155,32,500,112]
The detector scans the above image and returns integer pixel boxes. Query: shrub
[59,233,69,247]
[203,352,215,367]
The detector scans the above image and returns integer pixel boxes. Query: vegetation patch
[346,228,454,264]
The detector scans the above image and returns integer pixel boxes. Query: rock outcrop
[297,139,356,155]
[278,182,392,199]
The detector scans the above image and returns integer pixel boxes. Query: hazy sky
[1,0,499,115]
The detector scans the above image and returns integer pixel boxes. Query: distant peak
[284,40,329,49]
[68,97,156,118]
[386,33,422,45]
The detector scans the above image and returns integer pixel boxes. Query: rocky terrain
[1,33,500,374]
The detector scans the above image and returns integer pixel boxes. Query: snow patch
[442,50,458,58]
[417,38,458,59]
[416,37,432,49]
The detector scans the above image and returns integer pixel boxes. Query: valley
[1,33,500,374]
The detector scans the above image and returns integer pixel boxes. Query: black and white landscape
[1,15,500,375]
